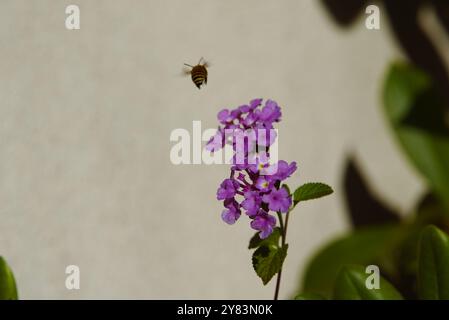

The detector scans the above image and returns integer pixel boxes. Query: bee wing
[203,60,211,68]
[197,57,211,68]
[180,66,191,77]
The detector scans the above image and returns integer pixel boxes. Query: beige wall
[0,0,430,299]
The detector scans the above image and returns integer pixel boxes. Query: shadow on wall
[293,0,449,300]
[321,0,449,106]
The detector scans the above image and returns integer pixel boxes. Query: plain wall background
[1,0,442,299]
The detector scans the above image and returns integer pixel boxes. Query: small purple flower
[249,98,263,110]
[233,129,257,157]
[255,125,277,147]
[238,104,251,113]
[242,111,258,127]
[241,191,262,217]
[250,211,276,239]
[248,152,267,173]
[217,109,231,123]
[230,109,242,119]
[218,109,240,124]
[221,199,241,225]
[258,99,282,125]
[246,153,279,176]
[262,188,292,213]
[271,160,297,180]
[217,178,240,200]
[205,129,224,152]
[231,154,250,171]
[255,176,271,191]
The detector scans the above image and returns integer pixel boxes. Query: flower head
[210,99,296,238]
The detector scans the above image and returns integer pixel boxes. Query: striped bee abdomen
[190,65,208,89]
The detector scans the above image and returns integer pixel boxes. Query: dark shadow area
[402,87,449,136]
[343,157,400,227]
[321,0,449,107]
[321,0,367,26]
[434,0,449,34]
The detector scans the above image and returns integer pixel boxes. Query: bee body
[184,58,209,89]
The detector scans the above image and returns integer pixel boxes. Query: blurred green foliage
[0,256,18,300]
[333,265,403,300]
[299,225,449,300]
[418,225,449,299]
[384,63,449,214]
[296,63,449,300]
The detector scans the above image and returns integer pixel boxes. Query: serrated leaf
[333,265,403,300]
[293,183,333,205]
[252,244,288,285]
[0,257,18,300]
[417,225,449,300]
[248,227,281,249]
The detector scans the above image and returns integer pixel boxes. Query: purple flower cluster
[208,99,297,239]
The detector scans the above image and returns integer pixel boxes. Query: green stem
[273,209,291,300]
[283,210,291,246]
[273,262,283,300]
[276,212,284,232]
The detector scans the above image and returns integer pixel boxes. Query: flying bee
[183,57,209,89]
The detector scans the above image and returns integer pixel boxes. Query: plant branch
[273,209,291,300]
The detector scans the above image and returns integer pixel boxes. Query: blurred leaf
[333,265,403,300]
[248,227,281,249]
[302,225,399,298]
[293,183,333,205]
[415,192,448,224]
[397,193,449,281]
[383,63,449,214]
[391,194,440,298]
[294,292,326,300]
[417,225,449,299]
[252,244,288,285]
[343,157,401,227]
[0,257,18,300]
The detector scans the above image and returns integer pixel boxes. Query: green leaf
[293,183,333,205]
[417,225,449,299]
[383,63,449,214]
[302,225,400,298]
[294,292,326,300]
[252,244,288,285]
[250,227,287,285]
[0,257,18,300]
[333,265,403,300]
[395,193,447,283]
[248,227,281,249]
